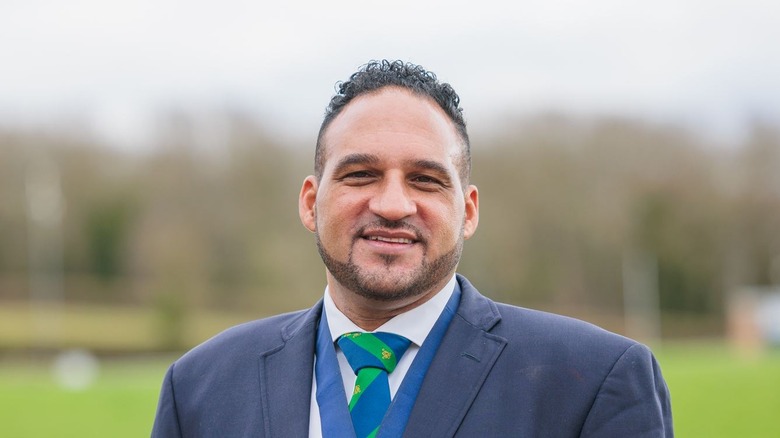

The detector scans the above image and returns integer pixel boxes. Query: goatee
[315,221,463,302]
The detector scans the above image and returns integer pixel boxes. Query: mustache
[356,218,425,243]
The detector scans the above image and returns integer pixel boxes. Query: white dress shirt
[308,275,457,438]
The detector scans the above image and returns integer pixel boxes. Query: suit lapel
[403,276,507,437]
[257,302,322,438]
[255,278,504,437]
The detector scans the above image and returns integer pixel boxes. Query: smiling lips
[367,235,414,244]
[361,229,419,246]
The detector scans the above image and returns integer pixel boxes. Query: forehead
[320,87,462,169]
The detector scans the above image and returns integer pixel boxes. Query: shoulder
[173,304,320,373]
[452,276,672,435]
[495,302,635,351]
[493,302,653,378]
[456,275,641,363]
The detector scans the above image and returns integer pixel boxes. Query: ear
[462,185,479,240]
[299,175,318,232]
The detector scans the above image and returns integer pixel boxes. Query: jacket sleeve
[580,343,674,437]
[151,363,183,438]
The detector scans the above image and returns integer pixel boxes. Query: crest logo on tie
[337,332,411,438]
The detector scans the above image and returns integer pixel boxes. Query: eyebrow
[331,154,453,182]
[332,153,380,175]
[408,159,451,179]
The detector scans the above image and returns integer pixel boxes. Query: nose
[368,175,417,220]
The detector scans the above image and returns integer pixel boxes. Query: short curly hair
[315,60,471,185]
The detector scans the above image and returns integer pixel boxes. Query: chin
[352,280,426,302]
[317,231,462,304]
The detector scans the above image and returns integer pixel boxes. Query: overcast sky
[2,0,779,150]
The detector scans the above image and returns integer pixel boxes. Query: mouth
[365,235,415,244]
[359,227,421,246]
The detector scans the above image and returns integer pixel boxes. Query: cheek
[316,194,362,232]
[423,203,464,240]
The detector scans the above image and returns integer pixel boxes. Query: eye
[344,171,372,179]
[339,170,376,185]
[411,174,443,186]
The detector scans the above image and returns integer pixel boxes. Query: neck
[326,276,450,331]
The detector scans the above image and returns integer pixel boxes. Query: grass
[0,356,171,438]
[0,343,778,437]
[655,343,780,437]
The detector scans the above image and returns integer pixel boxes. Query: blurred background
[1,1,779,436]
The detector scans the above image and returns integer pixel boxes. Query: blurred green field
[0,343,778,437]
[0,356,171,438]
[655,343,780,437]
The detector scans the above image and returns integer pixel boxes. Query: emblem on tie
[337,332,411,438]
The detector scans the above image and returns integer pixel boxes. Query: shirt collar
[323,275,457,347]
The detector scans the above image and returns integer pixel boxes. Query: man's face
[299,87,479,304]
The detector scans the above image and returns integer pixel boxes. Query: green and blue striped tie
[337,332,411,438]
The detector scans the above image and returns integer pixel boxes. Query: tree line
[1,112,778,339]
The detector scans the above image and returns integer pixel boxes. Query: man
[152,60,673,437]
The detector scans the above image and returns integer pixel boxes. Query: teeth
[368,236,413,244]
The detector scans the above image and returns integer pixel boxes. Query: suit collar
[403,275,507,437]
[257,301,322,438]
[280,299,323,342]
[255,275,505,438]
[454,274,502,331]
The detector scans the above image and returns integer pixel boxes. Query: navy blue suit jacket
[152,275,673,437]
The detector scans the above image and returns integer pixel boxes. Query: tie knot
[337,332,411,374]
